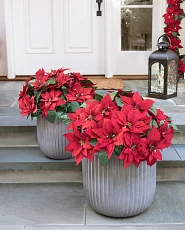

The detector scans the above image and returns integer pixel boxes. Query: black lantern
[148,34,178,99]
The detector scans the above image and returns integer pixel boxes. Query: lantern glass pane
[168,60,177,95]
[121,0,153,5]
[151,62,164,94]
[121,8,152,51]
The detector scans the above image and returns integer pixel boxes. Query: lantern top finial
[157,34,171,50]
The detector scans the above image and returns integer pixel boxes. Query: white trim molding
[4,0,16,79]
[104,0,113,78]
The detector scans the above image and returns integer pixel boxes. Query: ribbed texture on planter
[37,116,71,159]
[82,156,156,217]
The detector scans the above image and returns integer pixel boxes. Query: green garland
[163,0,185,79]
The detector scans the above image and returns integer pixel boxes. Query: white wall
[0,0,8,76]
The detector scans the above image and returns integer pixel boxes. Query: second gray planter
[37,116,72,159]
[82,155,156,217]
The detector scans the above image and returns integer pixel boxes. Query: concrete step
[0,182,184,229]
[0,147,82,183]
[1,104,185,128]
[0,127,184,146]
[0,147,79,171]
[0,145,184,182]
[0,102,185,182]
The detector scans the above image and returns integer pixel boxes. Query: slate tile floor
[0,182,184,229]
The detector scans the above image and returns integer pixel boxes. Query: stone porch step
[1,104,185,127]
[1,103,185,183]
[0,145,185,182]
[0,182,184,229]
[0,126,184,146]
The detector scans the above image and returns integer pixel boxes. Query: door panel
[63,0,93,53]
[12,0,104,75]
[24,0,54,53]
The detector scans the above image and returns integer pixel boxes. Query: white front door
[8,0,104,75]
[112,0,165,75]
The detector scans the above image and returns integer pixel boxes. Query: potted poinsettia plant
[64,90,177,217]
[18,68,95,159]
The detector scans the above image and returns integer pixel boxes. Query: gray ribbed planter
[37,116,72,159]
[82,155,156,217]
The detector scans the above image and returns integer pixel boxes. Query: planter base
[37,116,71,160]
[82,156,156,217]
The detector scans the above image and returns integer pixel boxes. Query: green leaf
[57,113,71,124]
[159,120,165,126]
[98,151,109,167]
[179,15,185,20]
[114,145,123,156]
[180,55,185,64]
[95,93,103,101]
[174,14,179,20]
[149,107,157,115]
[80,79,94,86]
[47,78,56,84]
[152,119,158,128]
[80,102,87,108]
[172,32,177,37]
[46,110,57,124]
[169,123,179,132]
[166,116,172,121]
[35,91,42,104]
[115,97,123,107]
[28,79,36,83]
[68,102,80,112]
[110,91,117,100]
[62,86,68,95]
[180,54,185,59]
[31,109,41,118]
[90,139,97,146]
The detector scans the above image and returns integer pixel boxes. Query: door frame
[4,0,15,79]
[4,0,166,78]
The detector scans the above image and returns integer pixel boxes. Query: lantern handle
[157,34,171,47]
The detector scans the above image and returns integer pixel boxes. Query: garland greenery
[163,0,185,79]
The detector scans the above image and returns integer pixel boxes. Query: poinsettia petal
[139,99,154,111]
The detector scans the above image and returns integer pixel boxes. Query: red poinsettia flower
[70,72,86,82]
[118,133,146,168]
[159,121,174,148]
[153,108,169,124]
[120,91,154,112]
[178,59,185,75]
[171,37,183,48]
[64,127,94,165]
[55,71,72,88]
[18,85,28,102]
[142,127,165,166]
[66,83,94,102]
[67,107,85,130]
[167,0,181,5]
[19,95,37,117]
[29,68,49,90]
[64,89,175,168]
[112,106,151,134]
[40,88,65,117]
[79,101,101,129]
[92,120,126,159]
[94,94,119,121]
